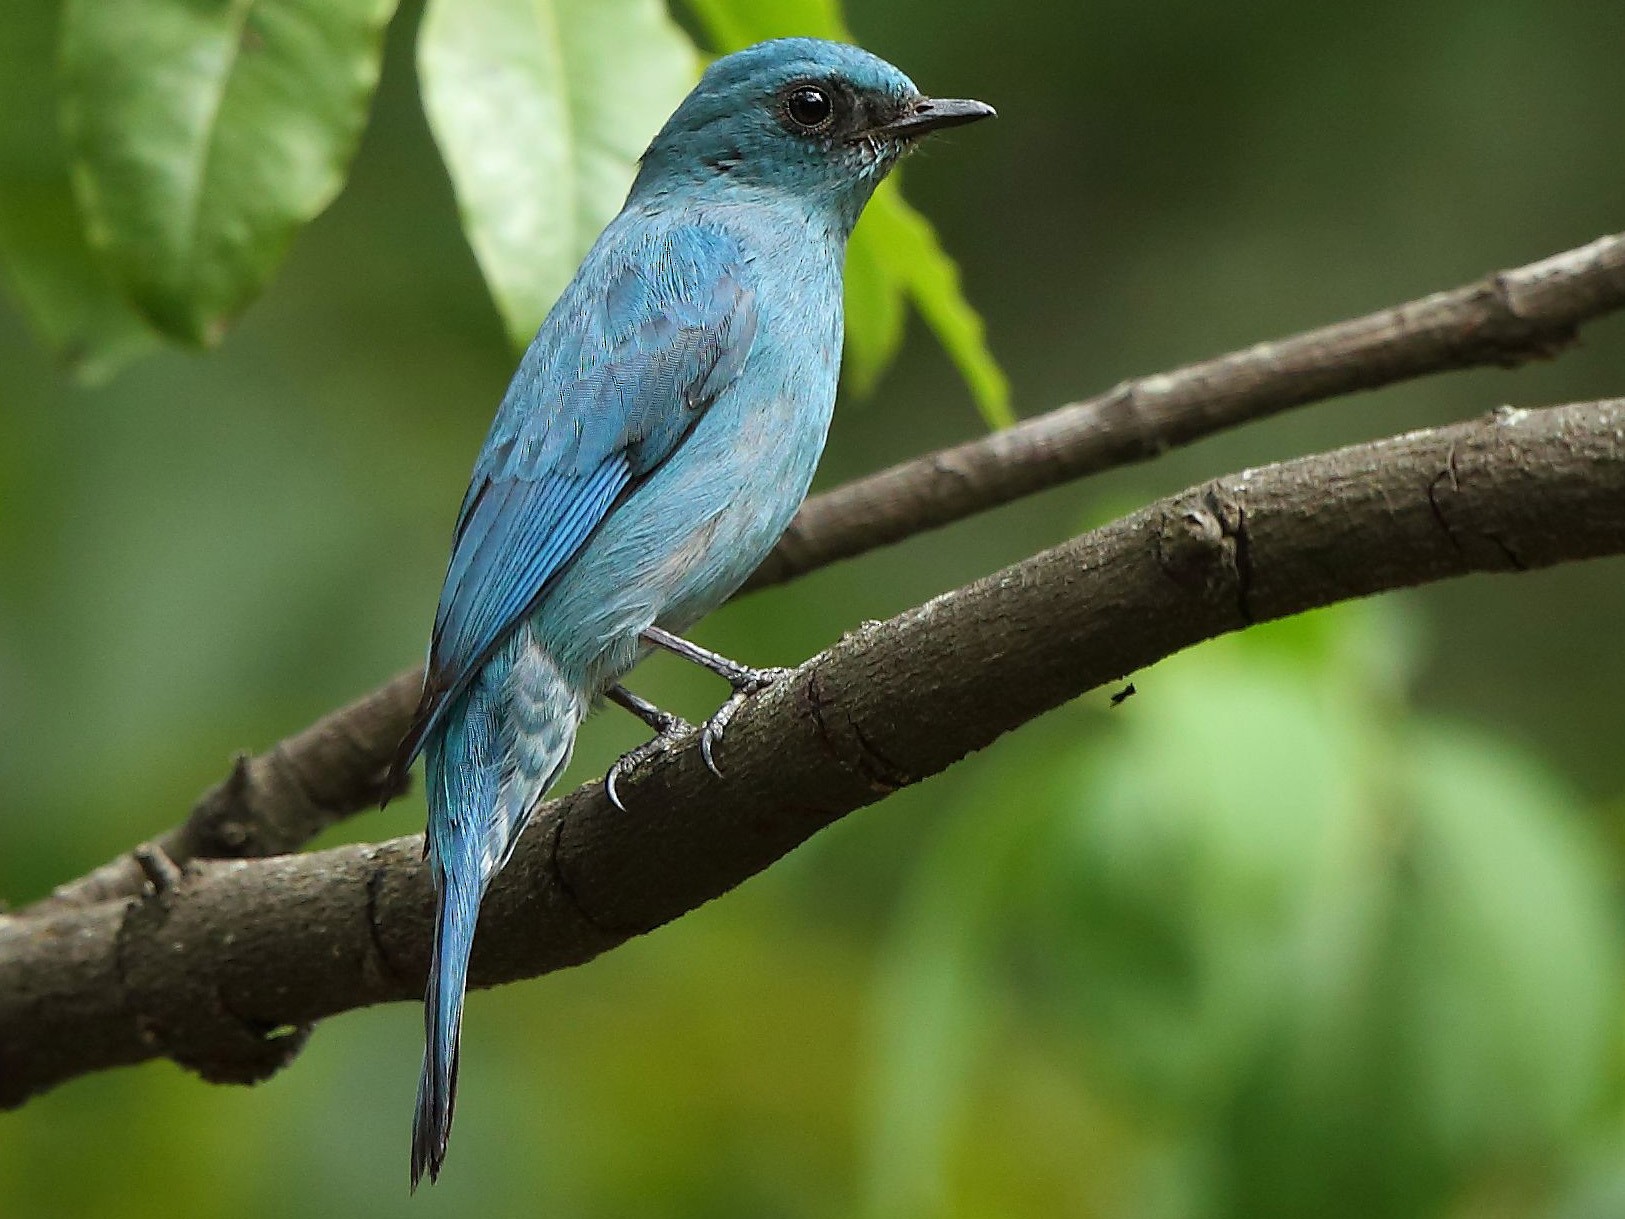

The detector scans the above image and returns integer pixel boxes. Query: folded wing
[391,225,759,780]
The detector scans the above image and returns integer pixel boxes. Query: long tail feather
[409,634,582,1188]
[411,869,480,1190]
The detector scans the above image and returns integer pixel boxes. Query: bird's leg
[602,684,695,812]
[640,626,794,778]
[606,682,688,735]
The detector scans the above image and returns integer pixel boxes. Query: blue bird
[389,37,993,1186]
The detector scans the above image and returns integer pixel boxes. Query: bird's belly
[528,385,834,690]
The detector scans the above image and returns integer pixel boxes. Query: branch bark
[21,232,1625,917]
[3,398,1621,1108]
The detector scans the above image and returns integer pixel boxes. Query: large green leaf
[418,0,698,347]
[59,0,399,345]
[0,0,154,381]
[684,0,1011,427]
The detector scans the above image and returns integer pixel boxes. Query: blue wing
[391,224,759,776]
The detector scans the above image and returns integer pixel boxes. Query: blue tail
[411,866,481,1190]
[410,672,503,1192]
[408,637,582,1188]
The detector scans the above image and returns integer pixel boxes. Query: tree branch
[3,398,1621,1108]
[19,232,1625,918]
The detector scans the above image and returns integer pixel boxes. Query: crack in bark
[543,812,616,937]
[1229,500,1256,626]
[849,719,912,792]
[364,863,405,987]
[1427,441,1466,557]
[108,895,157,1052]
[1484,532,1531,572]
[803,663,908,792]
[803,663,843,768]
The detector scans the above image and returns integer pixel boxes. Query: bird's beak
[877,96,997,139]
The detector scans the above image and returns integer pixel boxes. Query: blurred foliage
[2,0,1625,1217]
[840,181,1010,422]
[865,604,1623,1218]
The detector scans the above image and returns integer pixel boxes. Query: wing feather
[390,225,758,778]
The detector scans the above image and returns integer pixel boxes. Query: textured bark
[3,398,1621,1108]
[20,232,1625,918]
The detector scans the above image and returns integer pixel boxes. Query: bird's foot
[635,628,794,778]
[604,715,695,812]
[700,666,795,778]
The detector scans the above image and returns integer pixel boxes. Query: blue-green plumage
[392,37,992,1186]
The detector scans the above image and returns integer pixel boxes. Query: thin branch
[26,674,422,914]
[747,232,1625,588]
[19,232,1625,918]
[3,398,1621,1108]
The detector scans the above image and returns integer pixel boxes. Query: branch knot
[1155,485,1253,621]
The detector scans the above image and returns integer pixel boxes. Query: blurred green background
[4,1,1625,1216]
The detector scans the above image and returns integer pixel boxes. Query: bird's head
[632,38,994,231]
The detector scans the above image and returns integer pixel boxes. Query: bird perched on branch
[388,36,992,1186]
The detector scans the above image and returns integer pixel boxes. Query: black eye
[784,85,834,131]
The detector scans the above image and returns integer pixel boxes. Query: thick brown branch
[20,232,1625,918]
[3,398,1621,1108]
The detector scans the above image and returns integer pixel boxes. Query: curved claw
[699,707,733,778]
[698,666,794,779]
[605,763,632,814]
[603,717,695,811]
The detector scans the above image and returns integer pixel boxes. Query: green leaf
[839,223,906,397]
[683,0,1011,427]
[419,0,699,348]
[59,0,400,345]
[683,0,849,47]
[0,0,154,381]
[853,181,1012,428]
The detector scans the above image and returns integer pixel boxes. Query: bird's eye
[784,85,834,132]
